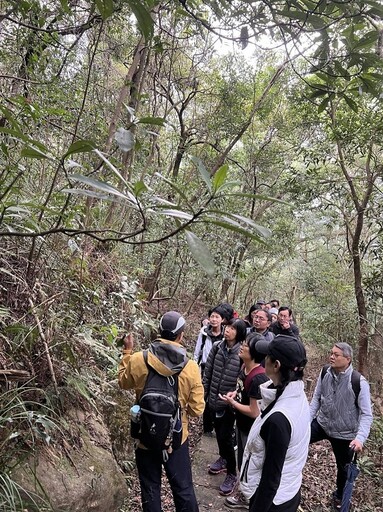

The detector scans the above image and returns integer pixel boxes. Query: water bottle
[130,404,141,422]
[130,405,141,438]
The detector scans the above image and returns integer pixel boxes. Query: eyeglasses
[329,351,344,358]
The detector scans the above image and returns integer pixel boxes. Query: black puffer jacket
[203,340,241,412]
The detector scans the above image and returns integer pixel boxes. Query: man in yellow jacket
[118,311,204,512]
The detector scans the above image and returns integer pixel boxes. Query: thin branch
[28,298,58,394]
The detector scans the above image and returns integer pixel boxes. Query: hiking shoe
[225,490,249,509]
[331,490,341,511]
[219,473,238,496]
[208,456,227,474]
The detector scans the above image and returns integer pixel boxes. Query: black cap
[159,311,186,341]
[255,335,307,370]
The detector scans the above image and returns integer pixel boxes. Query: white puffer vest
[240,380,310,504]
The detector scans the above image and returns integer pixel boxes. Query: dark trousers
[203,402,214,433]
[214,408,236,475]
[135,439,199,512]
[237,428,248,472]
[250,489,301,512]
[310,418,353,498]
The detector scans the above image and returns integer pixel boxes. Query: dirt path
[193,433,230,511]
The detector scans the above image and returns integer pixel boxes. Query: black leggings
[214,407,236,475]
[250,489,301,512]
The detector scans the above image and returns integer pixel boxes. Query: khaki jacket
[118,338,205,444]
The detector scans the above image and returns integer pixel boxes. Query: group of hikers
[118,300,373,512]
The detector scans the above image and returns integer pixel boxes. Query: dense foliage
[1,0,383,509]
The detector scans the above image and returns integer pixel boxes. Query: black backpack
[321,364,361,405]
[132,350,183,455]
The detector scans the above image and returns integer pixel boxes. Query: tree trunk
[333,116,377,375]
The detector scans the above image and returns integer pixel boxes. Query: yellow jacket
[118,338,205,445]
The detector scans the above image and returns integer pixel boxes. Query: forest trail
[193,433,229,511]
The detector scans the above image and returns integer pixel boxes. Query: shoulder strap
[321,363,331,380]
[244,365,265,393]
[197,333,208,364]
[200,333,208,350]
[351,369,361,402]
[143,349,182,394]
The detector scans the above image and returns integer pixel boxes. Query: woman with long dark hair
[240,335,310,512]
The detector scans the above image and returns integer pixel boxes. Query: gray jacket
[203,340,241,412]
[309,364,373,444]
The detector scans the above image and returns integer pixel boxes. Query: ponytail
[272,358,305,400]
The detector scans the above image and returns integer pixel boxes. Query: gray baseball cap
[159,311,186,340]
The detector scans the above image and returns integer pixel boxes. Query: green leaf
[343,95,358,112]
[21,147,50,159]
[157,209,193,221]
[95,0,115,19]
[277,9,308,21]
[213,180,242,193]
[62,188,110,200]
[154,172,190,203]
[354,31,379,50]
[318,96,330,114]
[133,181,147,196]
[228,214,271,238]
[185,230,216,276]
[314,72,331,82]
[138,116,166,126]
[59,0,70,12]
[0,127,29,141]
[93,150,136,203]
[202,219,265,243]
[189,155,212,193]
[68,174,138,205]
[310,88,328,99]
[63,140,95,159]
[124,0,154,40]
[212,164,228,192]
[0,105,22,132]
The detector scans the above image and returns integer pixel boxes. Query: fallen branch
[0,369,31,381]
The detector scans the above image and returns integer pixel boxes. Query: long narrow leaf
[205,209,272,237]
[185,230,216,276]
[62,188,111,200]
[201,219,266,243]
[227,214,272,238]
[189,155,212,193]
[63,140,95,159]
[154,172,190,203]
[125,0,154,39]
[93,150,139,206]
[157,209,193,220]
[69,174,135,203]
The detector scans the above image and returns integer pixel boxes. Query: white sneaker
[225,490,249,509]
